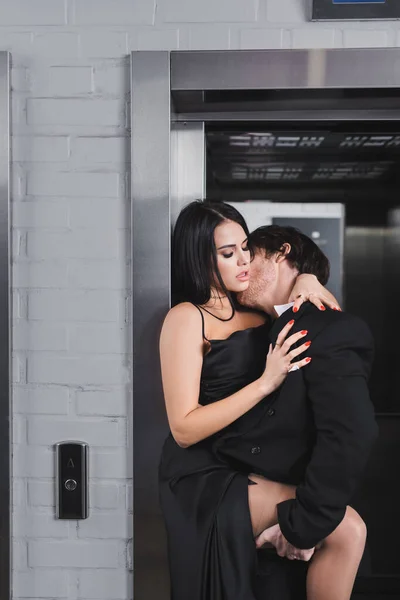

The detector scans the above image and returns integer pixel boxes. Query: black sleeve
[277,315,379,549]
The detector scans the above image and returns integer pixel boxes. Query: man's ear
[275,242,291,263]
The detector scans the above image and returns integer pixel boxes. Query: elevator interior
[131,49,400,600]
[201,118,400,414]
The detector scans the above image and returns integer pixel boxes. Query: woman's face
[213,220,251,293]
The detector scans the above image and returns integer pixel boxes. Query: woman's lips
[237,271,249,281]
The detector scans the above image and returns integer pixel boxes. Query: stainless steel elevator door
[344,223,400,581]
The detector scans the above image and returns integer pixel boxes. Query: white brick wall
[4,0,400,598]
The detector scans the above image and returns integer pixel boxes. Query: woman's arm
[160,303,309,448]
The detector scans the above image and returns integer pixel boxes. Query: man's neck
[265,272,297,318]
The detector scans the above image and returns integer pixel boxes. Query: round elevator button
[64,478,77,491]
[251,446,261,455]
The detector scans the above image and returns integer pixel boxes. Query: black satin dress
[158,314,308,600]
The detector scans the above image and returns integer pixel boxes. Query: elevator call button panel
[55,441,88,519]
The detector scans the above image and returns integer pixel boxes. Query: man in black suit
[225,225,379,569]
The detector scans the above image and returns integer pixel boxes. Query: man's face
[237,249,277,310]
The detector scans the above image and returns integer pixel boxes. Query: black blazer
[215,302,379,550]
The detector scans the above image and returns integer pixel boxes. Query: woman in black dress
[159,201,363,600]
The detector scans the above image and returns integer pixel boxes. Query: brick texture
[3,0,399,598]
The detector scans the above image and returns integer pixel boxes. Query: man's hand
[255,523,315,562]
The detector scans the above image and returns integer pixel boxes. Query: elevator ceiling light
[339,135,400,149]
[231,165,303,181]
[207,130,398,186]
[311,162,393,180]
[228,161,393,182]
[228,132,326,149]
[217,131,400,152]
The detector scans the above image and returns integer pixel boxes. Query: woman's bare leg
[248,475,367,600]
[247,473,296,537]
[306,506,367,600]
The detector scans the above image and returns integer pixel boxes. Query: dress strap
[200,304,235,322]
[191,304,210,342]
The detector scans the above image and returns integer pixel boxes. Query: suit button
[267,408,275,417]
[251,446,261,455]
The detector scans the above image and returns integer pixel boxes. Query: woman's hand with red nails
[290,274,341,313]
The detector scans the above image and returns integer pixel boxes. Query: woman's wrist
[256,377,274,398]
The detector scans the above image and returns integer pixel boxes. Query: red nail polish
[306,357,312,363]
[320,305,326,311]
[301,330,308,335]
[305,341,312,347]
[288,319,294,325]
[293,307,298,313]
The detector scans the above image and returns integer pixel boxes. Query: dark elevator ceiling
[171,86,400,224]
[204,122,400,224]
[206,124,400,184]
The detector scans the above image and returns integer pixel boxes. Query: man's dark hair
[172,200,250,306]
[249,225,330,285]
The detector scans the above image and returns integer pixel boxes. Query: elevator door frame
[131,48,400,599]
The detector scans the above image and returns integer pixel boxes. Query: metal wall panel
[171,48,400,91]
[0,51,10,600]
[131,51,171,599]
[132,56,206,600]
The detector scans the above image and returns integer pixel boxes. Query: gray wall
[3,1,400,599]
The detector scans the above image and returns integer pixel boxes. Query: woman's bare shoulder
[162,302,202,332]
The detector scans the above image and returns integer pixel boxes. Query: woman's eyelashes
[222,246,249,259]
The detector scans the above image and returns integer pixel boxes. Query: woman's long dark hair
[172,201,250,309]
